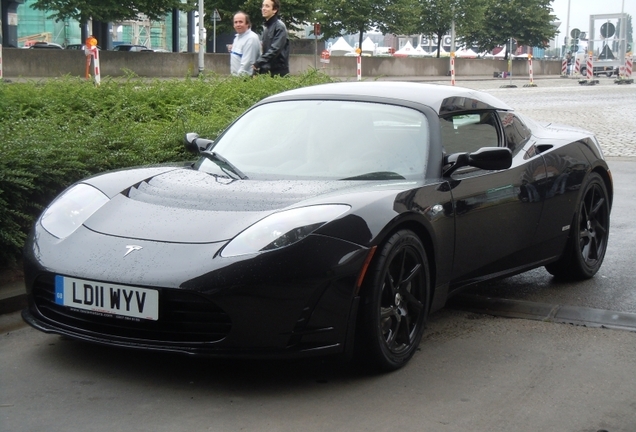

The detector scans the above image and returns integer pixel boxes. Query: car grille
[32,275,231,344]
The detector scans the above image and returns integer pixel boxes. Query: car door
[442,110,547,286]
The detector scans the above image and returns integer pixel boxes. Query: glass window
[203,100,430,180]
[440,111,500,155]
[498,112,531,156]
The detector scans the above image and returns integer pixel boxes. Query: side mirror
[184,132,214,154]
[444,147,512,176]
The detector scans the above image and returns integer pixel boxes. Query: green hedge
[0,71,333,268]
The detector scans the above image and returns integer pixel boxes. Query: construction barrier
[574,57,581,75]
[561,59,567,76]
[450,52,456,86]
[615,55,634,84]
[91,46,101,85]
[356,55,361,81]
[523,55,537,87]
[579,52,599,86]
[320,49,330,67]
[83,35,100,85]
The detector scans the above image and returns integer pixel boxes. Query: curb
[448,294,636,332]
[0,279,27,316]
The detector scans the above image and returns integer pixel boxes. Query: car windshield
[201,100,429,180]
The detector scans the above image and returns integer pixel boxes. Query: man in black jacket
[254,0,290,77]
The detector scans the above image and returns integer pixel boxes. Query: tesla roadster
[22,82,612,371]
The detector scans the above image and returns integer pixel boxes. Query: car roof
[113,44,152,50]
[262,81,513,116]
[29,42,63,49]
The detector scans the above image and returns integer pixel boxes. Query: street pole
[198,0,205,74]
[620,0,626,59]
[565,0,571,60]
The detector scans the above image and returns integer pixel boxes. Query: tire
[357,230,430,371]
[545,173,610,280]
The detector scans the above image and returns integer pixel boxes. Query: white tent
[430,45,449,57]
[361,37,376,55]
[455,48,478,58]
[412,44,430,57]
[329,37,354,56]
[394,41,416,57]
[493,46,507,58]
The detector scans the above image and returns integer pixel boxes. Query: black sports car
[22,82,612,371]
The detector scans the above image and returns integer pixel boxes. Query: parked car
[27,41,63,49]
[22,82,612,371]
[580,64,620,77]
[65,44,101,51]
[112,44,153,52]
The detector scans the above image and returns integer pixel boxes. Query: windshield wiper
[342,171,406,180]
[203,151,248,180]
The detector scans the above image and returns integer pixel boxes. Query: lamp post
[565,0,571,57]
[198,0,205,74]
[620,0,626,57]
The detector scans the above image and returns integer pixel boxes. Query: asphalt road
[1,77,635,432]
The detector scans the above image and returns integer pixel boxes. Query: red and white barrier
[356,55,361,81]
[586,53,593,80]
[626,56,633,79]
[85,46,101,85]
[561,59,567,76]
[450,53,456,86]
[91,46,101,85]
[574,57,581,75]
[528,56,534,85]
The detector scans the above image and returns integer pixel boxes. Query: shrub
[0,71,333,267]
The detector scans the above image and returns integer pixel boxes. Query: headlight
[221,205,350,257]
[40,183,109,239]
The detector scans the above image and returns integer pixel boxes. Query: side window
[499,111,531,156]
[440,111,501,155]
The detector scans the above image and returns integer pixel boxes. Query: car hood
[82,168,390,243]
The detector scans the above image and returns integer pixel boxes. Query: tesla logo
[124,245,143,257]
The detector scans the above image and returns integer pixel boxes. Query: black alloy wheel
[546,173,610,279]
[358,230,430,371]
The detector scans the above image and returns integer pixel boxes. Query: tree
[461,0,557,58]
[30,0,196,24]
[206,0,316,37]
[420,0,486,58]
[316,0,389,51]
[380,0,487,58]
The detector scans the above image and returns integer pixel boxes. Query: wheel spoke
[380,306,400,346]
[581,236,594,261]
[589,195,605,219]
[381,305,399,320]
[396,249,407,286]
[400,262,422,287]
[396,310,412,345]
[402,289,424,311]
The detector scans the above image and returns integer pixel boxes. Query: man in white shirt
[230,12,261,76]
